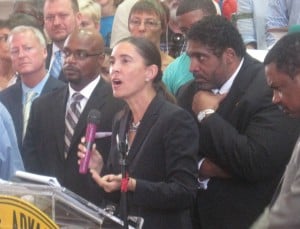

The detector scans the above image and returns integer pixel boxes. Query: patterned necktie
[23,91,37,139]
[50,50,62,79]
[64,93,84,158]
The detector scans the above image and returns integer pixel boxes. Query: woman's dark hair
[117,36,176,103]
[264,32,300,79]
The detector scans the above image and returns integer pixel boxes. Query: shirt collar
[68,75,101,101]
[21,72,50,102]
[52,43,60,56]
[212,58,244,95]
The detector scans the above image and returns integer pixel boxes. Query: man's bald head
[63,28,105,91]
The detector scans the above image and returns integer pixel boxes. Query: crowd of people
[0,0,300,228]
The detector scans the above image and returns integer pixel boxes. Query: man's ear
[43,47,48,59]
[75,12,82,27]
[97,53,105,66]
[223,47,236,65]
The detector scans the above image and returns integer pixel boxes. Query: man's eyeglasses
[62,49,104,60]
[0,34,8,42]
[129,19,161,29]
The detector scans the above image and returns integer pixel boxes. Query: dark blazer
[22,79,124,205]
[0,76,65,152]
[177,54,300,229]
[105,95,199,229]
[46,44,66,82]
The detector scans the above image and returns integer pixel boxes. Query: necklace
[129,121,140,132]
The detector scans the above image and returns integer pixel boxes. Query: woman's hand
[77,137,103,174]
[90,171,137,192]
[90,173,122,192]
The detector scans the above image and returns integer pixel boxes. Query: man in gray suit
[252,32,300,229]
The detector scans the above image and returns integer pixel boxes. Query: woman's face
[110,42,151,100]
[0,27,11,60]
[128,11,162,45]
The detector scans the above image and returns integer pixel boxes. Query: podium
[0,180,143,228]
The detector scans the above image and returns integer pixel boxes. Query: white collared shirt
[198,58,245,189]
[212,58,244,95]
[66,76,101,113]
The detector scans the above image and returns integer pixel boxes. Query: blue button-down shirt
[21,72,50,105]
[0,102,24,180]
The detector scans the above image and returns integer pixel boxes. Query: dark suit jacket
[177,54,300,229]
[46,44,66,82]
[22,79,124,205]
[105,95,199,229]
[0,76,65,152]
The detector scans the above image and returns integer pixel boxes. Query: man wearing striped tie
[0,25,65,153]
[22,28,124,206]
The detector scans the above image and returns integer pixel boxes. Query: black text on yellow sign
[0,195,58,229]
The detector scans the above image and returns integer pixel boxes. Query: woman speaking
[78,37,199,229]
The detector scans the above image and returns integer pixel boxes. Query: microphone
[79,109,101,174]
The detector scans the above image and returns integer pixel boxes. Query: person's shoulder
[158,99,198,131]
[163,53,189,78]
[45,76,66,90]
[0,82,21,103]
[0,81,21,95]
[157,96,190,116]
[36,84,67,104]
[0,102,14,127]
[238,56,273,101]
[0,102,10,117]
[241,54,265,76]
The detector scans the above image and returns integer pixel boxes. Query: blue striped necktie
[50,50,62,79]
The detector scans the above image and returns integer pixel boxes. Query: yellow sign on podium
[0,195,58,229]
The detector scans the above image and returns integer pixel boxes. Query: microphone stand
[117,134,129,229]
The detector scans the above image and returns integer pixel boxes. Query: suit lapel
[54,87,69,160]
[41,76,65,94]
[127,95,161,163]
[13,83,24,148]
[69,80,109,154]
[218,54,261,120]
[46,44,52,70]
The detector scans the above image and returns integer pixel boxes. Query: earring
[145,78,150,82]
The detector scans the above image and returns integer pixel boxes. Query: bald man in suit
[23,29,124,205]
